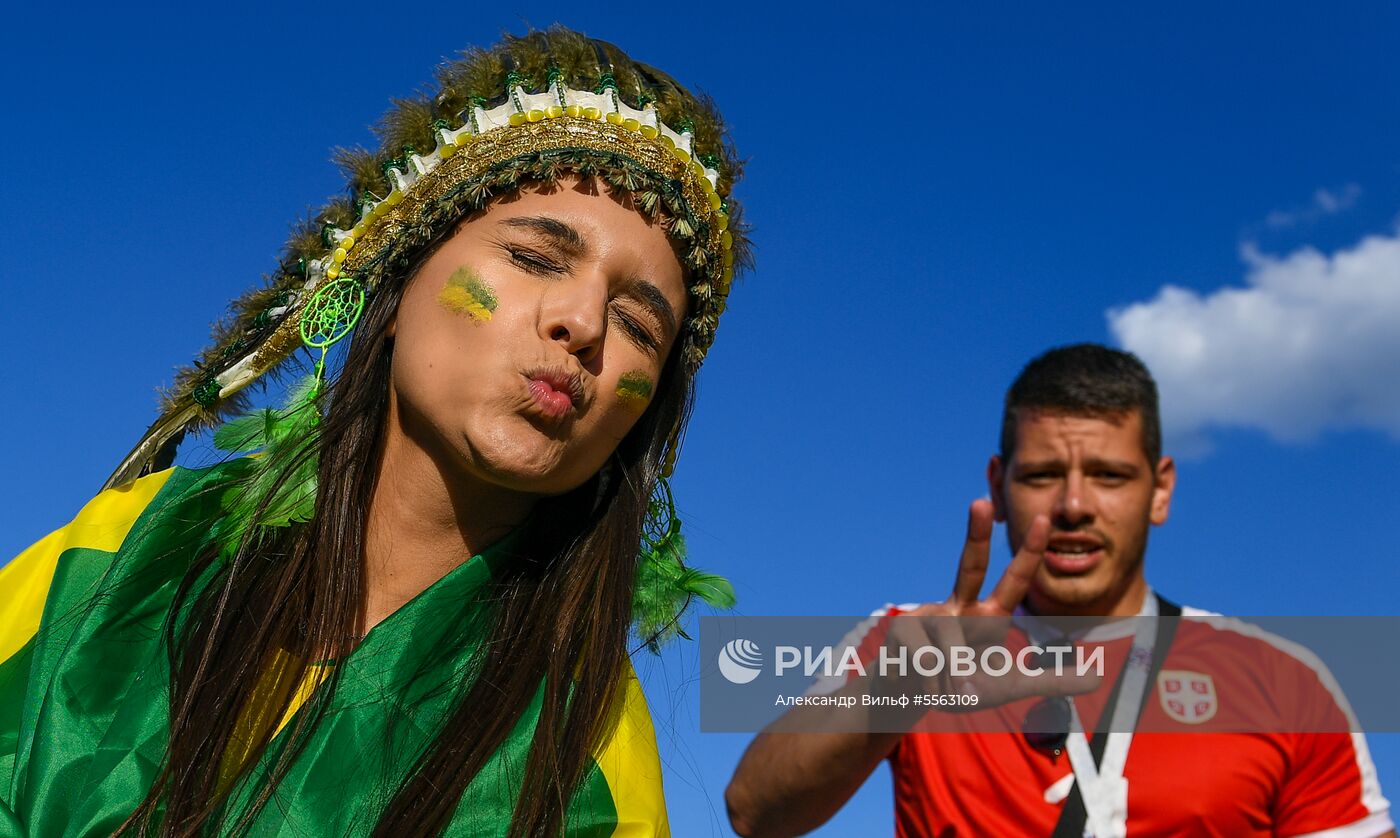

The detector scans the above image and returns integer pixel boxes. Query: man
[726,344,1392,837]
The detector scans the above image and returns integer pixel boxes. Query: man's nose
[1052,473,1094,527]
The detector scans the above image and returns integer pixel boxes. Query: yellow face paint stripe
[0,469,174,664]
[592,663,671,837]
[616,371,654,413]
[438,267,499,322]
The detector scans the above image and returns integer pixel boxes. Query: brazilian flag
[0,464,670,836]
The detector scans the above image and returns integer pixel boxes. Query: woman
[0,26,747,837]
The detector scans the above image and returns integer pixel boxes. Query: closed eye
[610,305,661,352]
[506,245,565,276]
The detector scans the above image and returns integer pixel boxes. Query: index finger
[950,499,996,606]
[986,514,1049,613]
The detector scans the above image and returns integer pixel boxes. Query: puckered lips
[1043,532,1106,575]
[522,365,585,421]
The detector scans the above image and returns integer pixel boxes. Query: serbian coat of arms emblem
[1157,670,1218,724]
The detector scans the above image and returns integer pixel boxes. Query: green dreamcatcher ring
[299,277,366,384]
[641,478,681,551]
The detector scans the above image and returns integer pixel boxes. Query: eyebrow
[1014,457,1141,473]
[500,215,588,258]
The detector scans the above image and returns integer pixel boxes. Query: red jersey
[816,601,1392,837]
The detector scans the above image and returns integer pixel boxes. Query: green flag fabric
[0,463,669,836]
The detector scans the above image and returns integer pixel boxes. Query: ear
[987,456,1008,523]
[1150,455,1176,526]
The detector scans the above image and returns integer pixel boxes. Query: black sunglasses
[1022,695,1071,756]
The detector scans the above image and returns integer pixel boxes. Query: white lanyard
[1021,592,1159,838]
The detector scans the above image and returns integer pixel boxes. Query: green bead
[193,379,221,407]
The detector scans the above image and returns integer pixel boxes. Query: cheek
[613,369,655,415]
[1103,487,1152,523]
[392,282,511,422]
[436,266,500,323]
[1008,486,1054,521]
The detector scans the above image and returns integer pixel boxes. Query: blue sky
[3,2,1399,835]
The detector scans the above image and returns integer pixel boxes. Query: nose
[540,270,607,370]
[1052,472,1094,528]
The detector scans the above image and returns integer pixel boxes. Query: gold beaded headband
[216,87,736,404]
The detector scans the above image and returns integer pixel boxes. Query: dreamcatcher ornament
[299,277,367,387]
[210,279,366,559]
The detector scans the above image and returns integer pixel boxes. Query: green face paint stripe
[616,372,654,401]
[438,267,499,320]
[461,277,498,312]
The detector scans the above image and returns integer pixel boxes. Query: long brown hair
[117,195,698,836]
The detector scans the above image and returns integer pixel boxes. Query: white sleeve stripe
[805,604,919,696]
[1179,607,1389,816]
[1285,809,1394,838]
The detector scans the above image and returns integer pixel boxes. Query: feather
[211,375,322,559]
[632,498,737,652]
[376,96,438,161]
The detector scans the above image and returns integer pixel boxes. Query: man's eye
[509,248,563,275]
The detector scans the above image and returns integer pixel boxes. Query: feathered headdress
[106,26,746,645]
[106,26,748,487]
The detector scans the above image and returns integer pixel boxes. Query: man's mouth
[1043,536,1106,574]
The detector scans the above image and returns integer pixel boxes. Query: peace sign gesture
[868,499,1095,716]
[941,498,1046,617]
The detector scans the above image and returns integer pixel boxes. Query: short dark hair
[1000,344,1162,465]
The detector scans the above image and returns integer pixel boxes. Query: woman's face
[387,177,689,495]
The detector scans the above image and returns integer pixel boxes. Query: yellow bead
[326,266,341,280]
[371,201,389,218]
[708,190,723,211]
[723,248,735,267]
[526,108,545,123]
[340,234,355,249]
[546,105,564,119]
[508,112,527,127]
[691,161,706,179]
[623,117,641,132]
[332,248,347,264]
[672,146,691,163]
[583,106,602,120]
[386,190,403,206]
[659,133,676,149]
[351,223,367,239]
[439,143,457,159]
[721,230,733,249]
[640,124,659,139]
[455,132,473,147]
[605,111,624,125]
[722,265,734,284]
[716,212,729,231]
[565,104,583,118]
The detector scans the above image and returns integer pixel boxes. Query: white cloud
[1263,183,1361,228]
[1107,224,1400,445]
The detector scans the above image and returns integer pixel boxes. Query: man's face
[988,409,1175,617]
